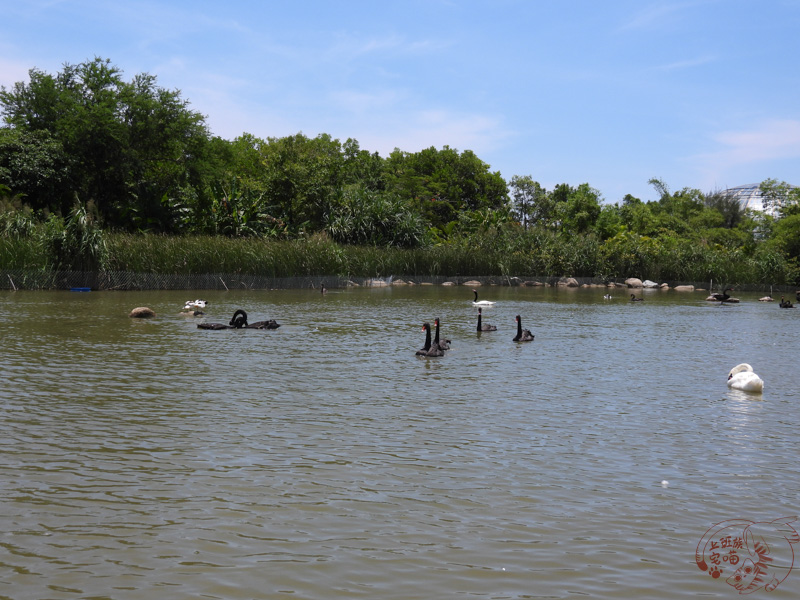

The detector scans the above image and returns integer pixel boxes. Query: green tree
[759,178,800,216]
[509,175,545,229]
[703,189,747,229]
[0,128,68,213]
[0,57,211,231]
[559,183,602,235]
[384,145,508,230]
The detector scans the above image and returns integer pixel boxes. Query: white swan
[727,363,764,393]
[472,289,496,307]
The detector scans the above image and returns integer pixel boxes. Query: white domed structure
[725,183,798,214]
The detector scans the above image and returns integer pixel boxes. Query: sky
[1,0,799,204]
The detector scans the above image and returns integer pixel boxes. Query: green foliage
[384,145,509,230]
[325,186,427,248]
[2,57,799,285]
[206,177,287,238]
[39,201,107,270]
[509,175,546,229]
[0,58,211,230]
[759,178,800,216]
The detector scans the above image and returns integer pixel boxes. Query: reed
[2,228,798,285]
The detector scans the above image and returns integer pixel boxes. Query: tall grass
[2,226,798,285]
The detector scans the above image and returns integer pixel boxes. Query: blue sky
[2,0,799,204]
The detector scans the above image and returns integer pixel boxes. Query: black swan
[247,319,281,329]
[472,289,495,306]
[779,296,794,308]
[416,323,444,357]
[229,309,248,328]
[711,288,732,302]
[232,308,281,329]
[513,315,535,342]
[433,317,451,351]
[196,309,250,330]
[477,307,497,332]
[197,321,235,330]
[630,293,644,302]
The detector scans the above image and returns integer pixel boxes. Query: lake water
[1,285,799,599]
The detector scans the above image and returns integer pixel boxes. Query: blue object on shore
[70,287,91,292]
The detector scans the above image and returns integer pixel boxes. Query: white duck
[727,363,764,393]
[183,299,208,312]
[472,289,496,307]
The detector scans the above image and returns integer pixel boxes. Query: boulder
[463,280,483,287]
[625,278,644,288]
[129,307,156,318]
[557,277,580,287]
[674,285,695,292]
[642,280,659,288]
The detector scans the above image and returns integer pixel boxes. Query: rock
[129,307,156,318]
[442,281,456,286]
[674,285,695,292]
[463,280,483,287]
[625,278,643,288]
[660,283,670,289]
[557,277,580,287]
[642,280,659,288]
[706,295,740,303]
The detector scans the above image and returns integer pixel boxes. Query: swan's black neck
[423,324,432,350]
[230,309,248,328]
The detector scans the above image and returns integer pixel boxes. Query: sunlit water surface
[1,286,799,599]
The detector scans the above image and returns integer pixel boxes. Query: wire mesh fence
[1,269,793,292]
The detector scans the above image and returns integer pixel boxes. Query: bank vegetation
[2,58,799,287]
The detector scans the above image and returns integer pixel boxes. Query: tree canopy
[1,58,798,285]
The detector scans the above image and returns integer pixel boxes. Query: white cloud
[652,54,717,71]
[617,1,695,32]
[352,109,510,157]
[688,119,800,189]
[711,119,800,163]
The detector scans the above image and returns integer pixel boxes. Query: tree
[384,145,508,229]
[0,57,211,230]
[703,188,747,229]
[559,184,602,235]
[509,175,545,229]
[759,178,800,216]
[0,128,68,213]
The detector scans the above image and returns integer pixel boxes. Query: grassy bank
[2,230,798,286]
